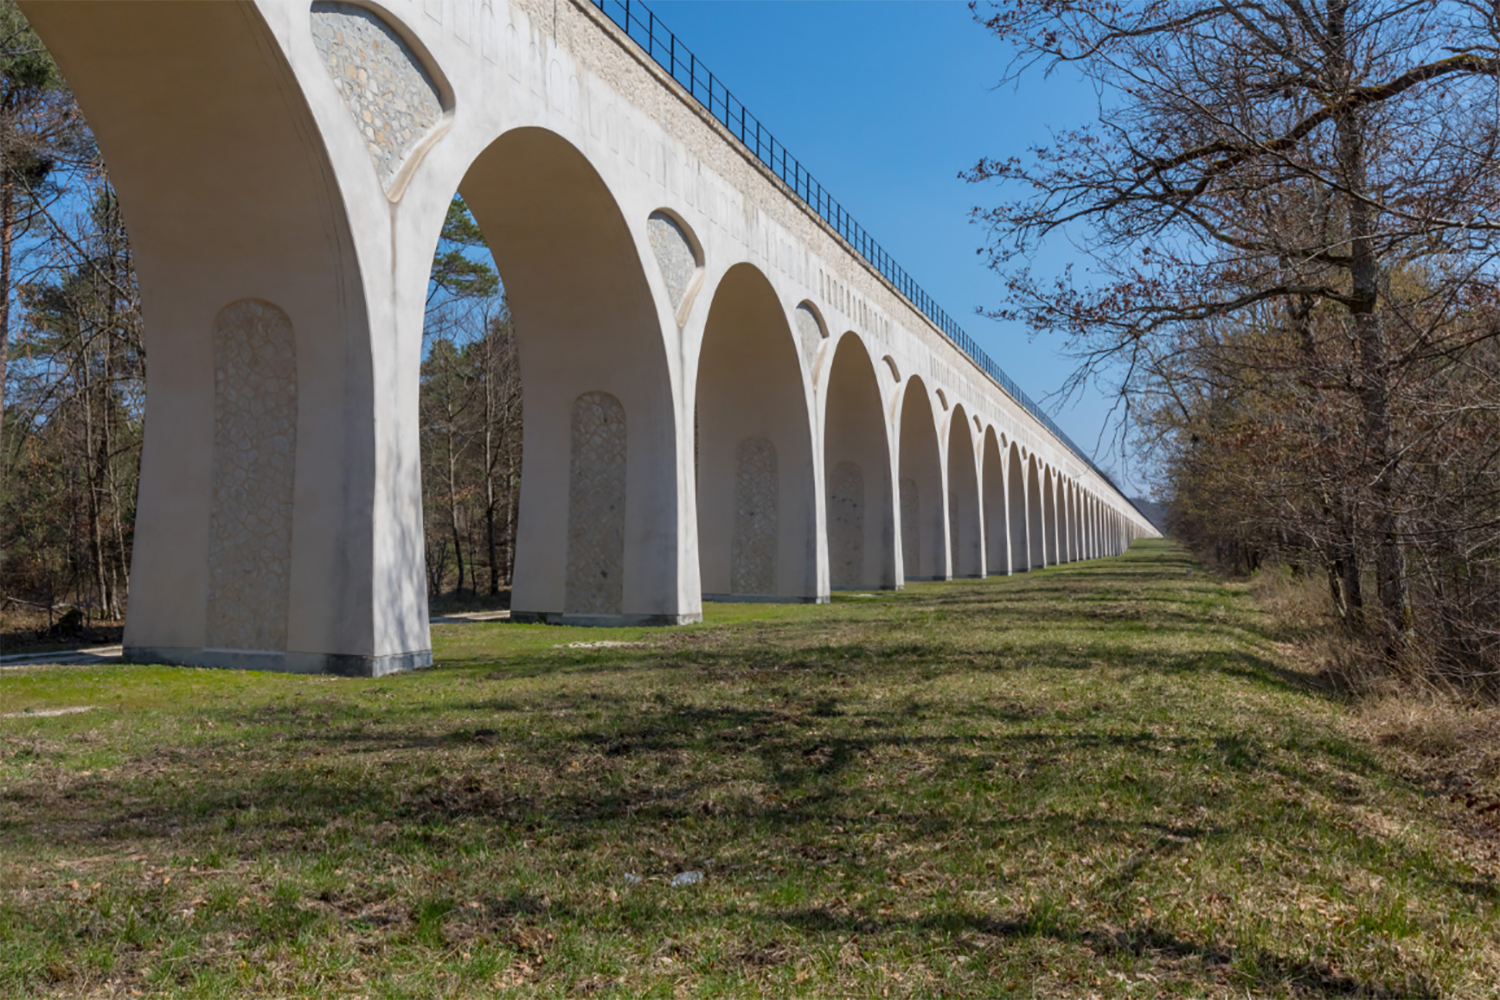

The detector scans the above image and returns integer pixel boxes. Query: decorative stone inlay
[900,476,920,579]
[206,300,297,652]
[730,437,777,595]
[311,2,443,192]
[647,211,697,315]
[828,460,864,588]
[794,303,823,363]
[566,391,626,615]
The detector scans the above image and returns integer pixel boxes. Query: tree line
[0,3,522,637]
[969,0,1500,688]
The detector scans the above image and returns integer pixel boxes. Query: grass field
[2,539,1497,998]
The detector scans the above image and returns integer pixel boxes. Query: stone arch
[1090,496,1099,559]
[1043,465,1059,566]
[1086,494,1098,563]
[898,376,947,581]
[823,333,895,590]
[696,262,818,602]
[460,127,682,623]
[1008,442,1029,573]
[1026,455,1045,569]
[982,427,1009,576]
[1078,488,1088,560]
[948,405,983,578]
[1097,497,1106,558]
[20,3,427,672]
[1098,497,1110,560]
[1077,491,1087,560]
[1065,480,1078,562]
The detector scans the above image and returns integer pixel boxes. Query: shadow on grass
[760,905,1434,998]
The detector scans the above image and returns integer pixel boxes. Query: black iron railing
[590,0,1140,511]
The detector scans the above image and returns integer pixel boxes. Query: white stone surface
[20,0,1157,674]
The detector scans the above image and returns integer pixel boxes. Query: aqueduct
[20,0,1157,676]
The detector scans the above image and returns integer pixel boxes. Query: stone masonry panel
[567,391,626,615]
[206,299,297,652]
[311,2,442,191]
[828,460,864,589]
[647,211,697,316]
[730,437,777,595]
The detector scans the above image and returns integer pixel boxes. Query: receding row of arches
[23,0,1148,669]
[453,128,1141,616]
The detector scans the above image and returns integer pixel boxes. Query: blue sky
[647,1,1142,492]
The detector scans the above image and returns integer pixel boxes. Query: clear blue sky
[648,0,1141,492]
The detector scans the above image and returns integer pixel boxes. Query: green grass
[1,539,1496,997]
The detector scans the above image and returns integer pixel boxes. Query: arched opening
[823,333,896,590]
[1064,479,1075,561]
[982,428,1009,576]
[1043,466,1059,565]
[459,127,682,623]
[1065,481,1078,562]
[947,405,983,578]
[1008,443,1029,572]
[1084,493,1095,559]
[898,377,946,581]
[696,264,817,602]
[1027,455,1045,569]
[1091,495,1100,559]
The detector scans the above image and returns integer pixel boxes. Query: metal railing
[590,0,1141,513]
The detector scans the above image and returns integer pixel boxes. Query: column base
[123,646,431,677]
[702,594,828,604]
[509,611,702,626]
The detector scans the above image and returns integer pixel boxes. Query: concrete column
[462,130,697,626]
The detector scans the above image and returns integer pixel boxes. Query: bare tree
[967,0,1500,646]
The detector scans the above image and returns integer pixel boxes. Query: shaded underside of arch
[898,376,946,582]
[823,333,895,590]
[947,407,982,578]
[697,262,817,602]
[982,428,1008,576]
[461,126,683,622]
